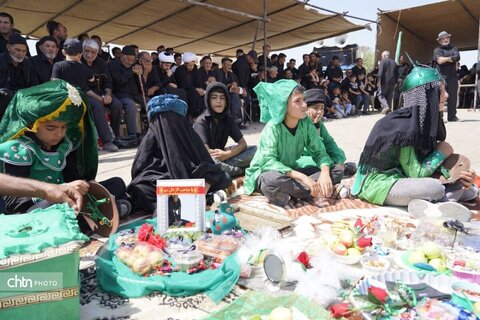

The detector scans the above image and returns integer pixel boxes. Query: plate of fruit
[398,241,449,273]
[327,229,371,265]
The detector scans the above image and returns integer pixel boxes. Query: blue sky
[277,0,478,68]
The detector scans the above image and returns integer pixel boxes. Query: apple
[269,307,292,320]
[133,243,154,256]
[347,247,362,257]
[334,243,348,256]
[422,242,441,260]
[408,250,428,265]
[131,257,152,275]
[149,250,164,268]
[428,258,446,272]
[339,230,354,247]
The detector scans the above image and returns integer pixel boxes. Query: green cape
[0,80,98,180]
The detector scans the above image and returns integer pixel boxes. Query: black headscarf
[127,111,232,212]
[358,84,446,174]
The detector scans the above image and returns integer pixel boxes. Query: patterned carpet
[79,267,247,320]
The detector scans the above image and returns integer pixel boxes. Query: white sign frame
[156,179,206,234]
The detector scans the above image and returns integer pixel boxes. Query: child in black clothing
[347,74,362,114]
[51,39,95,93]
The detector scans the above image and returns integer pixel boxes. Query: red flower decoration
[357,236,373,248]
[148,234,166,249]
[296,251,311,269]
[329,302,353,318]
[368,285,389,304]
[137,223,154,242]
[354,218,364,229]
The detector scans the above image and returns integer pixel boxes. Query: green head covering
[253,79,299,124]
[0,80,98,180]
[403,65,443,92]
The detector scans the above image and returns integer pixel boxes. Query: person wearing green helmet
[0,80,132,216]
[352,65,478,206]
[244,80,333,207]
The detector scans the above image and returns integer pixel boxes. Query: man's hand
[43,183,85,212]
[459,170,477,189]
[102,94,112,105]
[132,64,143,75]
[166,69,173,77]
[318,171,333,198]
[196,88,205,96]
[437,57,452,65]
[65,180,90,195]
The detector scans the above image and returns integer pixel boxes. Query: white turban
[159,52,175,63]
[182,52,196,63]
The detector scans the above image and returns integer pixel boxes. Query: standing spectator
[0,12,14,54]
[77,33,89,42]
[309,52,323,77]
[0,33,31,91]
[351,58,366,77]
[298,53,310,81]
[433,31,460,121]
[377,50,397,114]
[235,49,244,58]
[81,39,120,152]
[30,36,60,86]
[286,58,298,78]
[107,45,141,140]
[324,55,343,80]
[111,47,121,60]
[273,53,286,78]
[393,55,411,110]
[258,44,272,68]
[46,21,67,60]
[156,45,165,53]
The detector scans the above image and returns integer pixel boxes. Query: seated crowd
[0,12,478,223]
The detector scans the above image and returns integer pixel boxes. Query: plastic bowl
[360,255,390,273]
[447,259,480,284]
[172,250,204,272]
[450,281,480,312]
[329,250,362,265]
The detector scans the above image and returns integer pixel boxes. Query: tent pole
[263,0,268,82]
[252,20,260,51]
[474,17,480,111]
[180,0,266,21]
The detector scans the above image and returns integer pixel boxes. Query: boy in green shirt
[244,80,333,207]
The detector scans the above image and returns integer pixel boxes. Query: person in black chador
[128,95,232,213]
